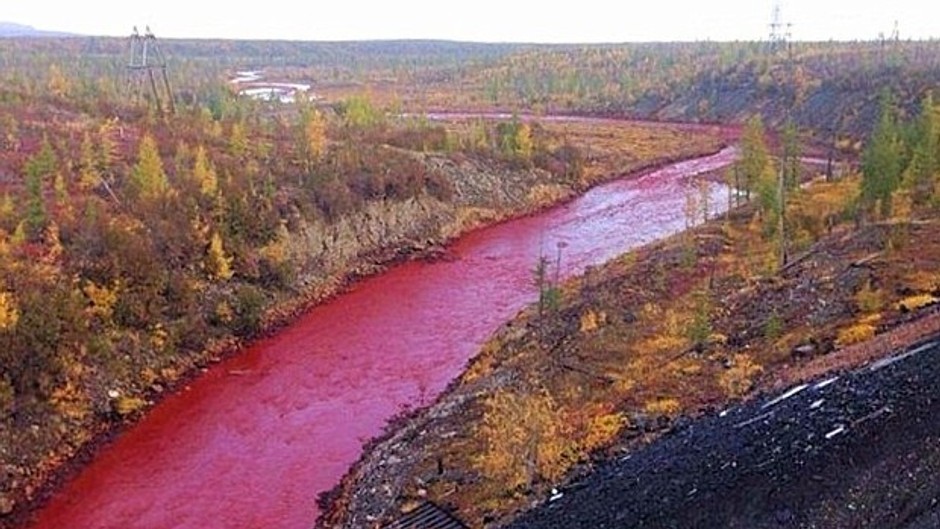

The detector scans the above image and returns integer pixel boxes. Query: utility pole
[127,26,175,115]
[769,0,795,267]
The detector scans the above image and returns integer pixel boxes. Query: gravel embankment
[510,336,940,529]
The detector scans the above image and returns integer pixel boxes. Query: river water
[27,147,737,529]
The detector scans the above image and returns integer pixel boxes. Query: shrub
[896,294,938,313]
[475,388,570,491]
[719,354,764,398]
[835,322,876,347]
[764,310,783,340]
[644,398,681,417]
[581,412,627,452]
[579,309,605,333]
[0,377,13,417]
[232,284,268,336]
[113,395,147,417]
[904,271,940,294]
[855,281,884,314]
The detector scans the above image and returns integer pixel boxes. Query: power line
[126,26,175,115]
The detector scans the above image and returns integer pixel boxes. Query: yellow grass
[718,354,764,398]
[644,398,681,417]
[896,294,939,312]
[835,323,876,348]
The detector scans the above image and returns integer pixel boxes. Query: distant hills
[0,21,76,38]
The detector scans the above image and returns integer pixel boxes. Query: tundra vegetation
[1,36,939,526]
[0,37,728,520]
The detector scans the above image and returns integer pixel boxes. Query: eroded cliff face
[280,153,574,307]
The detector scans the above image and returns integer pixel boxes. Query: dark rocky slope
[510,337,940,529]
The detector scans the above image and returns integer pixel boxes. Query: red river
[28,147,737,529]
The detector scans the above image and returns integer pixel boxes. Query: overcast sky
[4,0,939,42]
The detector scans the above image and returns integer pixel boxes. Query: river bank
[5,119,727,529]
[317,165,940,527]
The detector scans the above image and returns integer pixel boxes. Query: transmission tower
[768,0,792,52]
[126,26,175,115]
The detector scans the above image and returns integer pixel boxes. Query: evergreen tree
[861,91,904,219]
[23,137,57,240]
[906,92,938,206]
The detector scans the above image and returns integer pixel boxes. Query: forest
[1,36,602,520]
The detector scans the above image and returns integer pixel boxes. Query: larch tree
[131,134,170,201]
[205,231,234,281]
[0,291,18,331]
[23,137,57,241]
[781,120,801,190]
[78,132,101,191]
[740,116,771,200]
[193,146,218,197]
[45,64,71,98]
[229,121,249,159]
[96,119,119,178]
[300,108,327,170]
[515,122,534,161]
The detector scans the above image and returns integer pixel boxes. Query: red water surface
[27,148,737,529]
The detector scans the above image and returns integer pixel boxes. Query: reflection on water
[229,70,318,103]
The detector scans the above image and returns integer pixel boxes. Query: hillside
[320,194,940,529]
[3,39,939,138]
[318,107,940,527]
[510,334,940,528]
[0,23,73,38]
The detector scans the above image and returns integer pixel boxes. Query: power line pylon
[126,26,175,115]
[768,0,792,53]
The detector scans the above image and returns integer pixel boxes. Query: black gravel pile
[510,337,940,529]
